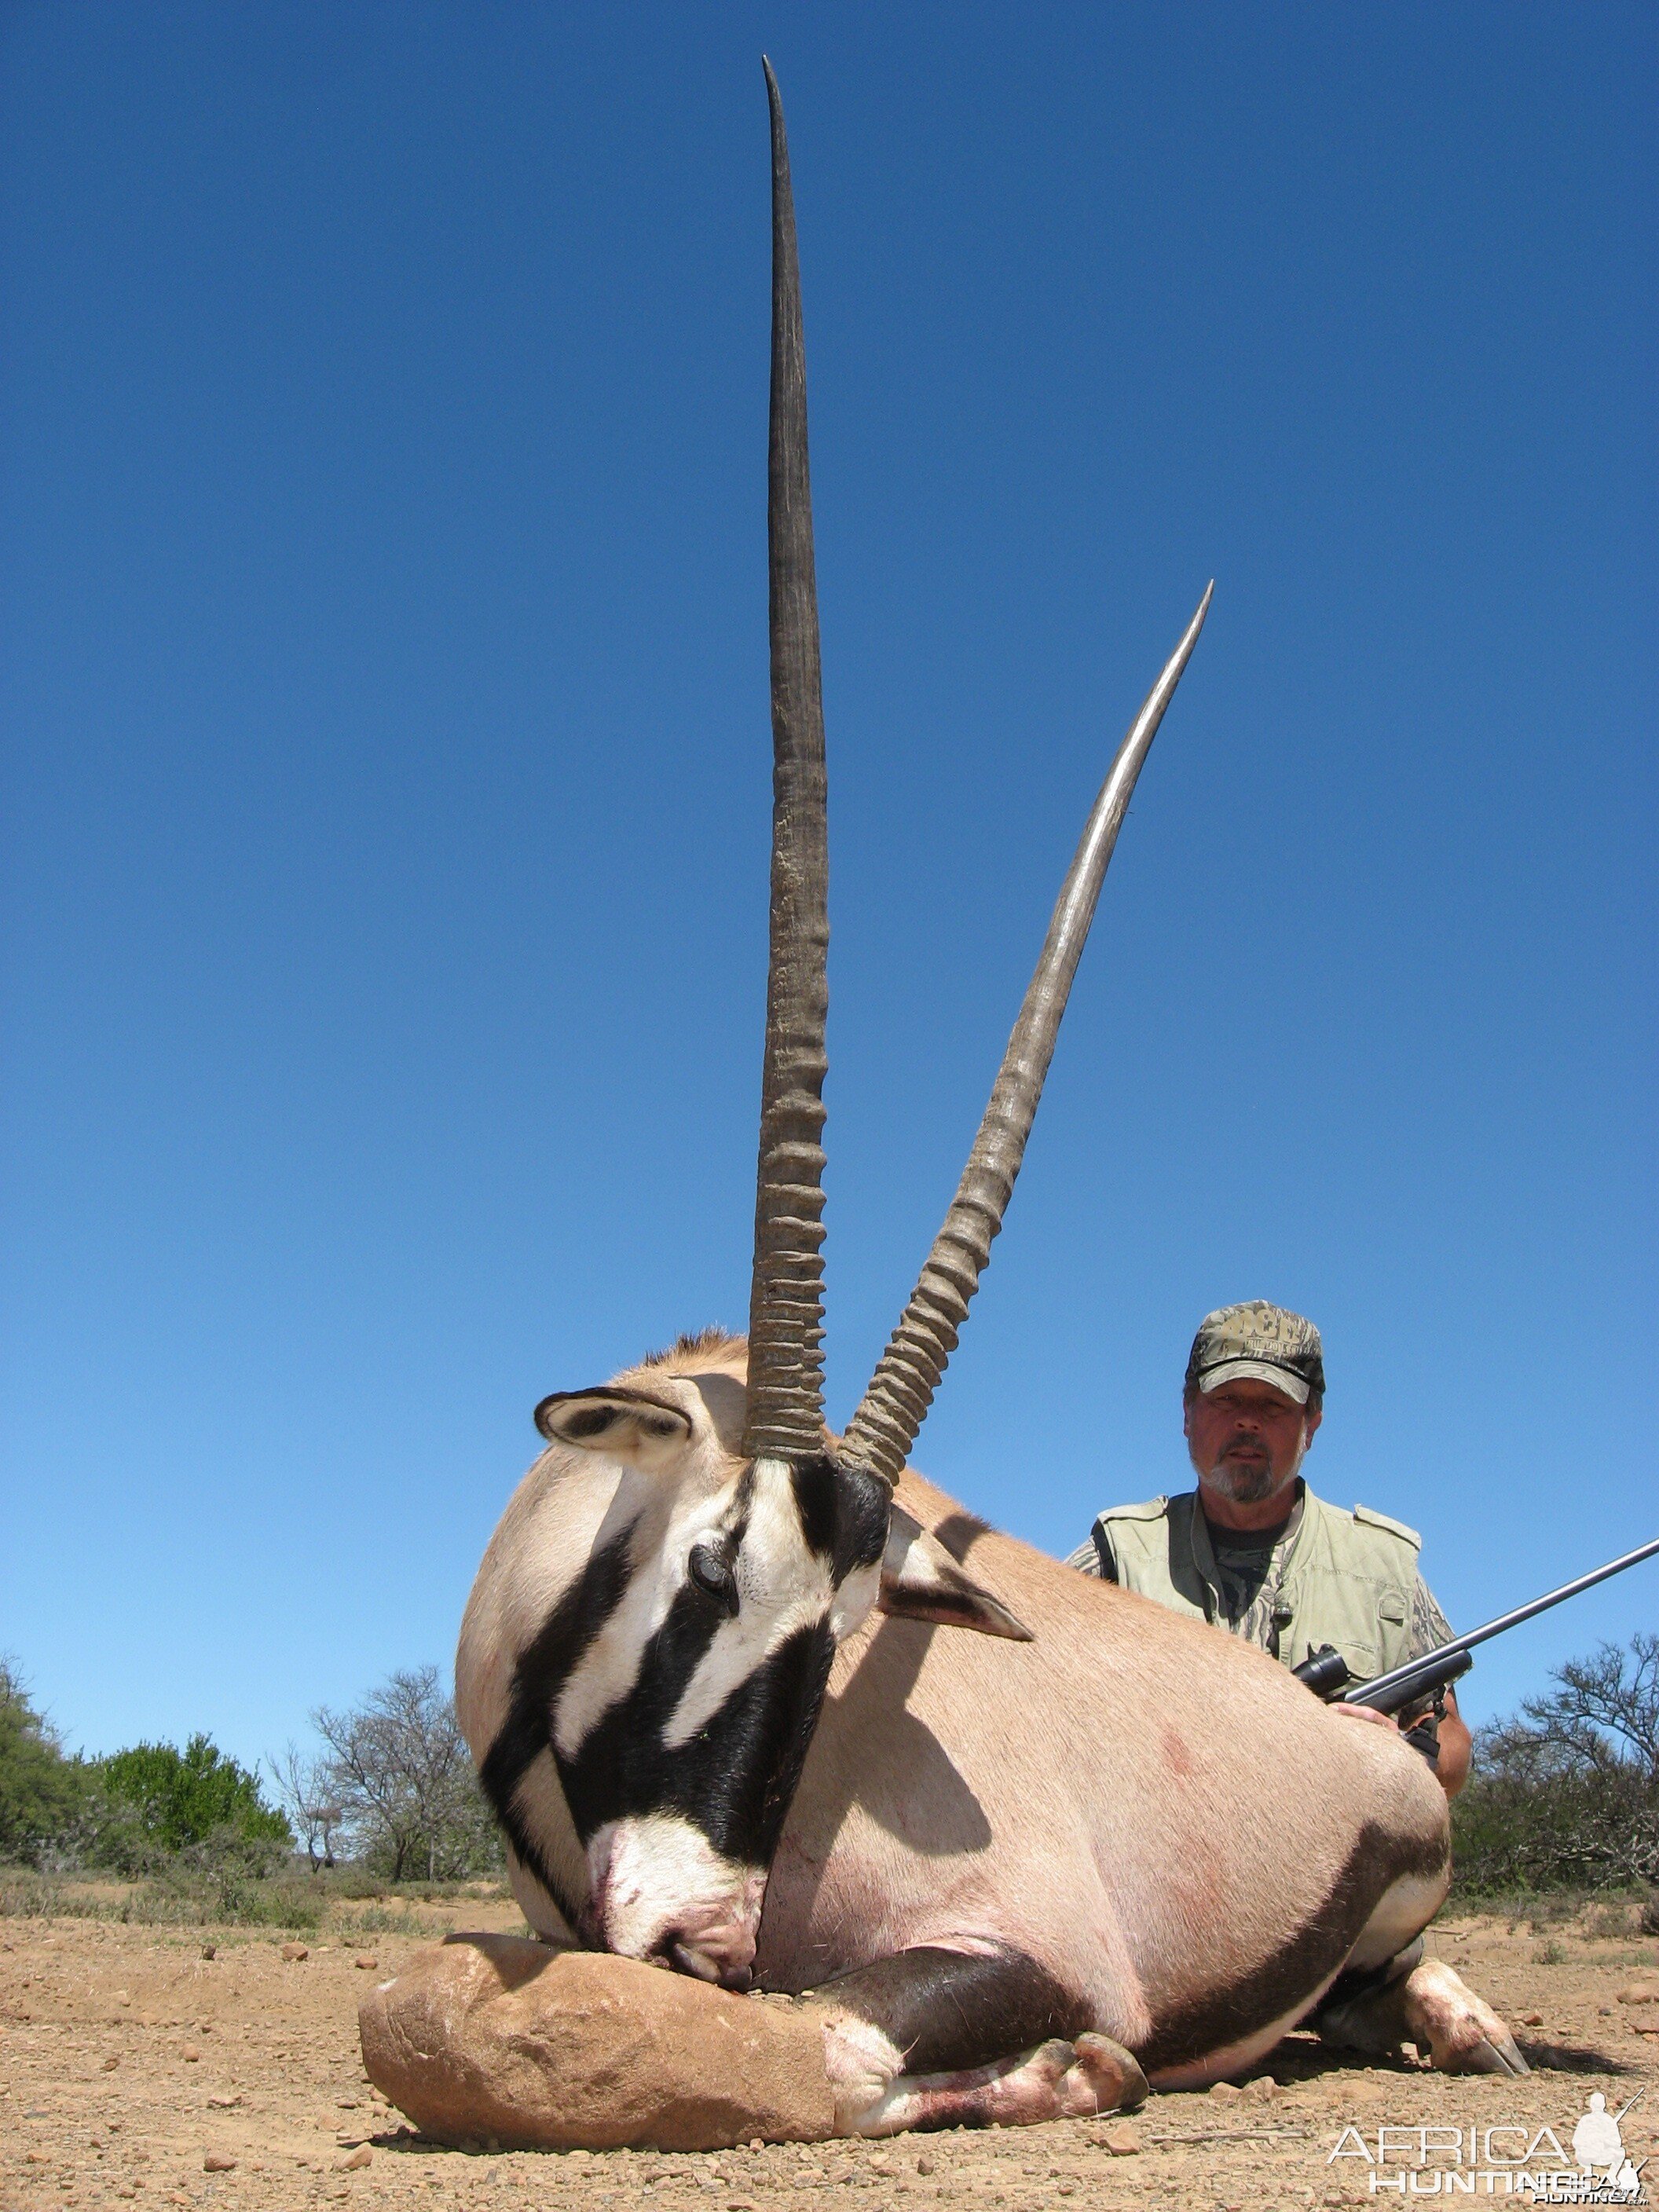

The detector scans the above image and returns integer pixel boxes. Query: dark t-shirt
[1202,1509,1285,1625]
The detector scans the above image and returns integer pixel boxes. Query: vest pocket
[1331,1639,1380,1681]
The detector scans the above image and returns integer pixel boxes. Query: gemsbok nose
[585,1815,766,1990]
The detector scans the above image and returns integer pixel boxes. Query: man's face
[1184,1377,1320,1506]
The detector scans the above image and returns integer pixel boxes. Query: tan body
[764,1468,1448,2084]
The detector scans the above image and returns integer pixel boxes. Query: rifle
[1291,1534,1659,1718]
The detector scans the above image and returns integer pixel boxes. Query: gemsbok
[456,63,1525,2137]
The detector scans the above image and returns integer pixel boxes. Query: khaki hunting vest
[1093,1485,1421,1683]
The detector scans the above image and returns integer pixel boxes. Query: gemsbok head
[461,61,1210,1990]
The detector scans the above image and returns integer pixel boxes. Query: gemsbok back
[456,63,1525,2138]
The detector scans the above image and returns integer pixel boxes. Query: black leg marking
[1313,1933,1424,2027]
[1137,1821,1448,2075]
[811,1945,1092,2078]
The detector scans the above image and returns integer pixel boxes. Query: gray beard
[1192,1428,1306,1506]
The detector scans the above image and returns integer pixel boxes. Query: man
[1070,1300,1470,1796]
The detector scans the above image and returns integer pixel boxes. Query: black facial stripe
[834,1463,892,1580]
[554,1573,730,1840]
[478,1453,871,1913]
[560,1617,836,1867]
[789,1455,889,1581]
[753,1621,838,1855]
[478,1525,636,1851]
[790,1455,837,1560]
[493,1752,584,1933]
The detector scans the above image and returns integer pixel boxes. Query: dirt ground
[3,1901,1656,2212]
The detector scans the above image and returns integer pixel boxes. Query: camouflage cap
[1185,1301,1325,1406]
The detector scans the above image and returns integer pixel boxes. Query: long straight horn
[840,584,1214,1486]
[742,60,831,1466]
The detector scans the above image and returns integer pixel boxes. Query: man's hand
[1330,1701,1397,1734]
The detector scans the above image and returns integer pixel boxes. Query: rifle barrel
[1342,1534,1659,1709]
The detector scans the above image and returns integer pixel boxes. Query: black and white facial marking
[478,1381,892,1988]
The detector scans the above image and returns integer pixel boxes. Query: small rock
[170,2194,192,2206]
[353,1955,378,1971]
[1209,2080,1243,2100]
[115,1990,132,2006]
[1240,2075,1280,2101]
[25,2152,48,2166]
[205,2095,240,2109]
[102,2056,121,2071]
[280,1942,309,1963]
[1098,2125,1141,2155]
[200,1944,216,1961]
[1521,2012,1544,2027]
[338,2146,372,2171]
[1617,1984,1659,2005]
[1633,2021,1659,2036]
[182,2045,201,2063]
[203,2152,237,2173]
[915,2154,936,2175]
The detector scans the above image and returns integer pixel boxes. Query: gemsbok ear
[534,1387,694,1472]
[876,1506,1034,1642]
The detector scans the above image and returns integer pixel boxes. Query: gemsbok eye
[687,1543,739,1617]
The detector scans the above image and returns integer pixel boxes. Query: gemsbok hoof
[1061,2032,1150,2115]
[1318,1955,1529,2078]
[1401,1960,1530,2076]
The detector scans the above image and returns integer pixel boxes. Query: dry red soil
[3,1901,1655,2211]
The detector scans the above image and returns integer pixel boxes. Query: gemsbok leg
[1314,1939,1528,2076]
[811,1945,1148,2136]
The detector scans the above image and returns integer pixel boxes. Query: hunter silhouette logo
[1569,2094,1643,2199]
[1327,2089,1646,2199]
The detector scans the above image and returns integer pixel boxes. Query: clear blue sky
[2,5,1654,1772]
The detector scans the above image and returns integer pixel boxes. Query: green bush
[97,1734,291,1862]
[0,1659,96,1867]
